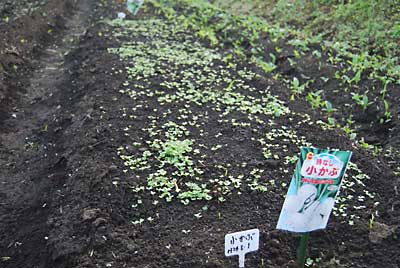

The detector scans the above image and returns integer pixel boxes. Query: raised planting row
[106,15,377,219]
[149,0,400,177]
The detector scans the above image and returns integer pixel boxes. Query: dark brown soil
[0,0,76,124]
[0,1,399,268]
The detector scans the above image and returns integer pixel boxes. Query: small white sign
[225,229,260,268]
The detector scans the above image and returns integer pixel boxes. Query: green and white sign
[277,147,352,233]
[127,0,144,16]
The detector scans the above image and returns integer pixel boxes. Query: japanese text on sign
[225,229,260,268]
[300,153,344,184]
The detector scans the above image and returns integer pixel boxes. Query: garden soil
[0,1,399,268]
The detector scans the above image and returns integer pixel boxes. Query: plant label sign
[127,0,144,15]
[225,228,260,268]
[277,147,352,233]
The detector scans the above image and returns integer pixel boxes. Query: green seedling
[369,213,375,229]
[323,101,336,114]
[327,117,336,126]
[305,257,321,267]
[307,90,325,110]
[380,99,392,124]
[351,93,372,111]
[178,182,212,203]
[290,77,305,100]
[359,138,371,150]
[160,139,193,166]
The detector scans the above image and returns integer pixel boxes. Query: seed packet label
[277,147,352,233]
[225,229,259,268]
[127,0,144,15]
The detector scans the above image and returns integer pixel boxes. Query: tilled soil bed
[0,1,399,268]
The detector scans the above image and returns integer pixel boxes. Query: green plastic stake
[297,233,310,268]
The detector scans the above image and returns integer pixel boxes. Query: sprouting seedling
[351,70,362,84]
[288,38,310,52]
[269,53,276,64]
[327,117,336,126]
[252,56,276,73]
[288,57,296,67]
[351,93,372,111]
[361,95,372,111]
[305,257,321,267]
[323,101,336,114]
[380,78,391,99]
[290,77,306,100]
[358,138,369,149]
[369,213,375,229]
[306,90,325,110]
[226,80,235,91]
[380,99,392,124]
[218,212,223,220]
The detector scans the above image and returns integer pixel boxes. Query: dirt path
[0,1,93,267]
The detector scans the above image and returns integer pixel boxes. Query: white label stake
[224,229,260,268]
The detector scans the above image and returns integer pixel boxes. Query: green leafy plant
[290,77,306,100]
[351,93,372,111]
[379,99,392,124]
[307,90,325,110]
[160,139,193,166]
[323,101,336,114]
[369,213,375,229]
[178,182,212,204]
